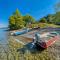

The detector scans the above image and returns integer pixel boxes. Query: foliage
[9,16,16,30]
[31,24,38,28]
[39,18,47,23]
[9,9,35,30]
[39,12,60,25]
[9,8,60,30]
[45,14,55,23]
[53,12,60,24]
[9,9,25,30]
[23,15,35,27]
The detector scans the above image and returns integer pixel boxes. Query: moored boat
[33,31,60,48]
[10,28,30,36]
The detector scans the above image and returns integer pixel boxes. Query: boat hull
[35,36,60,48]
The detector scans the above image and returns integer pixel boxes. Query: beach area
[8,28,60,60]
[0,28,60,60]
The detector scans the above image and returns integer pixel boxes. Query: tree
[9,16,16,30]
[9,9,25,30]
[45,14,55,23]
[39,18,47,23]
[13,8,21,18]
[53,1,60,25]
[15,18,25,29]
[23,15,35,26]
[53,12,60,24]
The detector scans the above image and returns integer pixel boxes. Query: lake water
[0,28,8,44]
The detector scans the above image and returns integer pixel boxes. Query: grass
[29,23,60,28]
[7,24,60,60]
[7,36,58,60]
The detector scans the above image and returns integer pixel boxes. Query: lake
[0,28,8,44]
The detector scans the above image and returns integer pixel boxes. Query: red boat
[34,32,60,48]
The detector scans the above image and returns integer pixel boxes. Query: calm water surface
[0,28,8,44]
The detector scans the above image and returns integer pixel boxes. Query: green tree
[23,15,35,26]
[53,12,60,24]
[9,9,25,30]
[53,1,60,25]
[39,18,47,23]
[9,16,16,30]
[45,14,55,23]
[15,18,25,29]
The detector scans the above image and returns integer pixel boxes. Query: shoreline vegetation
[9,9,60,31]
